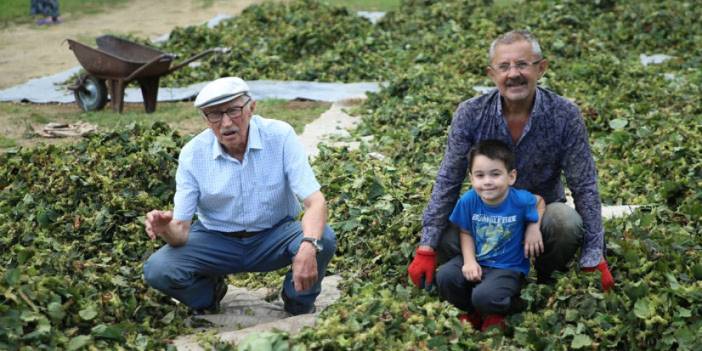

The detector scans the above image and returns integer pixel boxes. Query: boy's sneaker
[36,18,52,25]
[192,277,228,315]
[36,17,61,25]
[481,314,506,332]
[281,291,316,316]
[458,312,482,330]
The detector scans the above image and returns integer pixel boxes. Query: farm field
[1,0,700,350]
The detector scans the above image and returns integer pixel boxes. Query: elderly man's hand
[292,242,318,292]
[145,210,173,240]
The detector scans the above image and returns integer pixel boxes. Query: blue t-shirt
[449,188,539,275]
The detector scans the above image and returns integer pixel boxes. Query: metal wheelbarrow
[67,35,228,113]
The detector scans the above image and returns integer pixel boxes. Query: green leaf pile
[2,0,701,349]
[1,123,187,350]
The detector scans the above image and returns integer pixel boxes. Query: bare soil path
[0,0,263,90]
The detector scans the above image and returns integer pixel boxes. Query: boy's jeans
[143,217,336,311]
[437,202,583,282]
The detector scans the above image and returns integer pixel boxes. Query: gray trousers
[436,256,525,314]
[437,202,584,283]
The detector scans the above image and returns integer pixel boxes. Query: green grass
[60,103,200,130]
[63,99,328,133]
[0,99,331,150]
[255,99,331,133]
[324,0,400,12]
[196,0,216,8]
[0,0,130,26]
[0,135,16,148]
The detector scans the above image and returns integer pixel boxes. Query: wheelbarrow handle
[124,53,175,82]
[166,47,231,75]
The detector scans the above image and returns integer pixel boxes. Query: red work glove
[583,258,615,292]
[408,247,437,289]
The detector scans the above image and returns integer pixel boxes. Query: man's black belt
[222,230,263,238]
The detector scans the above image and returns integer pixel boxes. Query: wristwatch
[301,237,323,253]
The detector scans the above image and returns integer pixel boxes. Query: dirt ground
[0,0,264,90]
[0,0,337,152]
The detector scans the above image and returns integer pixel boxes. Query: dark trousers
[436,256,524,315]
[437,202,583,282]
[30,0,60,17]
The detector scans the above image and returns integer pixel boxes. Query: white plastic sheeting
[0,67,382,104]
[357,11,386,23]
[639,53,673,66]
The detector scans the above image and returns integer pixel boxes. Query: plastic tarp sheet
[0,66,383,104]
[639,53,673,66]
[0,68,495,104]
[357,11,385,24]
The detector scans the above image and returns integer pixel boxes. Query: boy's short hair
[469,140,515,172]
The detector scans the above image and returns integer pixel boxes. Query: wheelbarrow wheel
[74,75,107,112]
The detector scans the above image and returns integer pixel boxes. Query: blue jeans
[143,218,336,310]
[437,202,583,282]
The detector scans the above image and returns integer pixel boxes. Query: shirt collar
[530,87,546,119]
[247,115,263,151]
[495,87,545,118]
[210,115,264,160]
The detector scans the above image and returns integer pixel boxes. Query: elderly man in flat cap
[143,77,336,315]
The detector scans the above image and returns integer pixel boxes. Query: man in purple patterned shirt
[408,30,614,295]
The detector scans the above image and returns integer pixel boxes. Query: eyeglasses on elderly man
[201,96,252,123]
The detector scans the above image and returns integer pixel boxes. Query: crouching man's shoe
[281,291,316,316]
[192,276,228,315]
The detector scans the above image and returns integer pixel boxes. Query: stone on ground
[173,275,341,350]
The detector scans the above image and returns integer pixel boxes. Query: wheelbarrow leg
[138,77,160,113]
[108,79,126,113]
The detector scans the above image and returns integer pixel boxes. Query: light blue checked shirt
[172,115,320,232]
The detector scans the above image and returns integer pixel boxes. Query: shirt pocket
[253,166,286,206]
[199,180,237,212]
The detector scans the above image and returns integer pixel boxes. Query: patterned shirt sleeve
[560,105,604,267]
[421,102,475,248]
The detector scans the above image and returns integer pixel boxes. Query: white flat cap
[194,77,250,109]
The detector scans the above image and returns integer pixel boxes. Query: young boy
[436,139,545,331]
